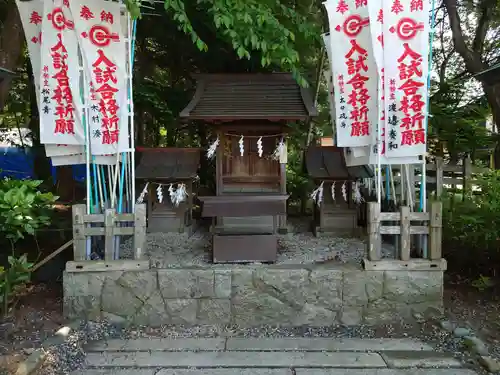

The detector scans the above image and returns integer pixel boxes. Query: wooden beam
[429,201,443,260]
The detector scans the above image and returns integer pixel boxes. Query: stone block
[343,270,384,306]
[88,338,226,352]
[197,299,231,324]
[383,271,443,304]
[85,351,387,368]
[132,290,168,326]
[231,288,297,326]
[225,338,433,352]
[364,300,410,324]
[158,269,214,298]
[63,295,100,319]
[214,270,232,298]
[165,299,197,324]
[101,278,144,318]
[308,269,343,310]
[157,371,290,375]
[339,306,363,325]
[253,268,310,308]
[380,351,462,368]
[295,371,478,375]
[293,303,337,326]
[63,272,89,297]
[117,270,158,302]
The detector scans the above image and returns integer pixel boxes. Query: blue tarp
[0,146,86,182]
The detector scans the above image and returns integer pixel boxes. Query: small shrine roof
[135,147,200,181]
[179,73,318,121]
[305,146,374,180]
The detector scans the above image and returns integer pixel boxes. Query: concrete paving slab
[380,351,462,368]
[71,370,156,375]
[85,351,387,368]
[86,338,226,352]
[226,338,432,352]
[295,370,478,375]
[156,370,292,375]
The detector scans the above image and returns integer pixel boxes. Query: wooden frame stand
[72,204,147,263]
[364,201,444,270]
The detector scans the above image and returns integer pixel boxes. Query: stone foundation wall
[63,264,444,326]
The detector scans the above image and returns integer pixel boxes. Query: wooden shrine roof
[179,73,318,121]
[135,147,200,181]
[305,146,374,180]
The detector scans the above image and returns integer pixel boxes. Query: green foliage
[0,254,33,317]
[127,0,321,87]
[0,178,57,244]
[442,170,500,275]
[471,275,495,291]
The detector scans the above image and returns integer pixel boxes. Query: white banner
[39,0,85,146]
[51,153,117,165]
[69,0,130,156]
[383,0,429,157]
[322,34,337,144]
[16,0,44,107]
[323,0,378,148]
[45,144,83,157]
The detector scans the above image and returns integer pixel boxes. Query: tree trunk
[0,2,24,107]
[443,0,500,167]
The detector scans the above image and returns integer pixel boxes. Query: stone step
[86,337,433,353]
[380,351,463,368]
[225,338,433,352]
[85,351,388,368]
[87,337,226,352]
[72,369,480,375]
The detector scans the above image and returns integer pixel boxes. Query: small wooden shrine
[180,73,317,263]
[305,144,373,236]
[135,147,200,234]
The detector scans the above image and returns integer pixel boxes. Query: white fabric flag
[383,0,429,157]
[16,0,44,106]
[45,144,83,157]
[68,0,130,156]
[39,0,85,145]
[323,0,378,147]
[51,153,117,165]
[322,33,337,143]
[366,0,420,165]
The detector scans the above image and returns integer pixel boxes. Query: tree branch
[472,0,491,55]
[443,0,485,74]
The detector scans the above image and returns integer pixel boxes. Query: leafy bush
[0,178,58,244]
[0,254,33,316]
[442,170,500,277]
[0,178,57,316]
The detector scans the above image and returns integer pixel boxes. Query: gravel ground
[34,318,486,375]
[120,218,396,267]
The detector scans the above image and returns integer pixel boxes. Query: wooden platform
[199,195,288,263]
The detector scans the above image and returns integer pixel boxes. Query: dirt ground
[0,283,64,375]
